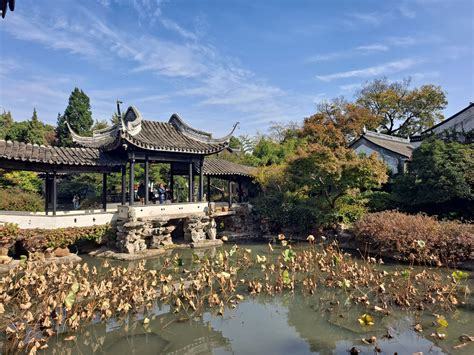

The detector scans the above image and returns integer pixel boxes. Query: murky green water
[44,244,474,354]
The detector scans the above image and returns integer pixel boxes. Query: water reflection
[46,243,473,354]
[45,305,232,354]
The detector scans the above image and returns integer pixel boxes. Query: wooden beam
[130,151,203,164]
[0,159,120,173]
[228,179,232,208]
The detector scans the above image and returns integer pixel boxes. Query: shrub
[0,187,44,212]
[21,224,112,251]
[391,138,473,219]
[0,224,112,253]
[354,211,474,265]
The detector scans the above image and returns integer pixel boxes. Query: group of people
[137,182,170,204]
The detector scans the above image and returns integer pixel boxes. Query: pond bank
[2,242,473,354]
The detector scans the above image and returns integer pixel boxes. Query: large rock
[52,247,70,257]
[206,218,217,240]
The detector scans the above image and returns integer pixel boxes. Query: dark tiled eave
[0,140,124,171]
[203,158,255,177]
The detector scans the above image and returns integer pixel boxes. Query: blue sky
[0,0,472,136]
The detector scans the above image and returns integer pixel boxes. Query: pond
[40,243,474,355]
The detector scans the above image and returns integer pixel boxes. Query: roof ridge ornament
[169,113,239,144]
[122,106,142,136]
[66,120,121,150]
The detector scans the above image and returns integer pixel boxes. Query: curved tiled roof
[362,135,414,158]
[0,140,123,167]
[203,158,255,177]
[69,106,237,155]
[122,120,228,154]
[350,130,414,158]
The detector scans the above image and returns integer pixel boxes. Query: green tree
[229,136,241,150]
[253,144,388,231]
[0,170,42,193]
[356,77,447,136]
[43,123,57,145]
[0,110,13,139]
[25,108,46,145]
[92,119,109,131]
[5,121,29,142]
[392,138,473,218]
[56,88,93,147]
[111,113,121,125]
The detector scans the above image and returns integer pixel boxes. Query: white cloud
[96,0,111,7]
[316,59,419,81]
[398,5,416,19]
[0,2,305,130]
[348,12,382,26]
[305,52,346,63]
[2,15,99,59]
[339,83,362,92]
[159,18,198,40]
[387,36,417,46]
[356,44,389,52]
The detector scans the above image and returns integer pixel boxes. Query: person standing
[157,183,166,204]
[72,194,80,210]
[137,182,146,205]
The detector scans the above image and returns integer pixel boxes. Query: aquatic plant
[0,242,471,352]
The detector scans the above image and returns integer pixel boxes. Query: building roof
[423,102,474,134]
[203,158,255,177]
[350,130,414,158]
[0,140,123,167]
[69,106,238,155]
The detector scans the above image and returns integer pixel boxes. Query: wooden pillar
[170,172,174,202]
[52,173,57,216]
[102,173,107,211]
[44,173,49,215]
[129,159,135,205]
[198,160,204,202]
[188,162,193,202]
[238,180,243,203]
[144,157,149,205]
[207,176,211,202]
[228,179,232,208]
[121,165,126,205]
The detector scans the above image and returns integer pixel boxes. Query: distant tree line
[219,77,472,230]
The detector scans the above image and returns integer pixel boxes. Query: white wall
[430,105,474,134]
[0,211,116,229]
[354,144,400,173]
[118,202,209,219]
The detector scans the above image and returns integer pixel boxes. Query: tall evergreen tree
[56,88,93,147]
[0,110,13,139]
[25,108,46,145]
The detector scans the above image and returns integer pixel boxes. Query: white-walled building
[350,102,473,174]
[423,102,474,136]
[349,130,414,174]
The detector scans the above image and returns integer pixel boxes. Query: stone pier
[114,204,220,254]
